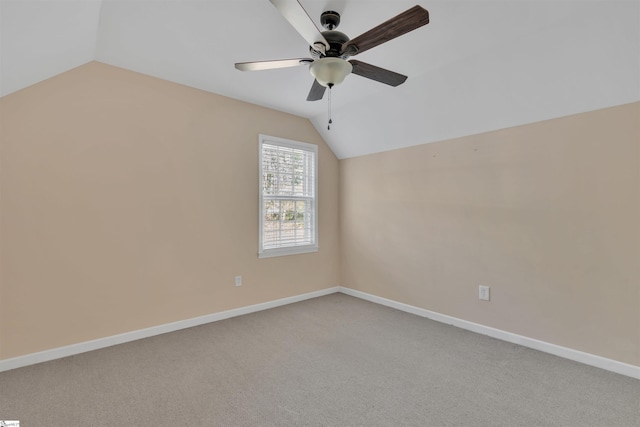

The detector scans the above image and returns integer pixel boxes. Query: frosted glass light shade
[309,58,352,87]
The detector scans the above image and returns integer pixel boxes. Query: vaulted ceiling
[1,0,638,158]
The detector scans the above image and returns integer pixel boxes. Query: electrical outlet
[479,285,490,301]
[235,276,242,287]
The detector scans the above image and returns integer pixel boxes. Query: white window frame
[259,134,318,258]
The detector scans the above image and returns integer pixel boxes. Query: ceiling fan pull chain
[327,84,333,130]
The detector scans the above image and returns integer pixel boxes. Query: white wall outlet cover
[479,285,490,301]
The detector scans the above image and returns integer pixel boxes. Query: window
[259,134,318,258]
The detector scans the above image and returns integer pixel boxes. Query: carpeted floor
[1,293,638,426]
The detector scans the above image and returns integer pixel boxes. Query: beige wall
[1,61,637,368]
[340,102,639,366]
[0,62,340,359]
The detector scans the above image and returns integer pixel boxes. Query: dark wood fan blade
[270,0,329,53]
[306,79,326,101]
[342,5,429,56]
[235,58,313,71]
[349,60,407,86]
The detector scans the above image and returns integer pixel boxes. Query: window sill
[258,245,318,259]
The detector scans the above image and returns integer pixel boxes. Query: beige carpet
[1,293,638,426]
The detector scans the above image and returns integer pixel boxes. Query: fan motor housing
[310,30,350,59]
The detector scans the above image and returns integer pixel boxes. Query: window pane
[261,199,314,249]
[262,143,314,197]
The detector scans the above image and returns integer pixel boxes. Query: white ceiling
[1,0,638,158]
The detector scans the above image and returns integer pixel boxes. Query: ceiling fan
[235,0,430,102]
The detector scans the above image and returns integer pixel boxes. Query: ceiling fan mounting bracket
[311,42,326,56]
[341,44,358,56]
[320,11,341,30]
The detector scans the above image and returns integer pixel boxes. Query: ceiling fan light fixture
[309,57,352,87]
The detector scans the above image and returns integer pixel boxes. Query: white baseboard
[338,286,640,379]
[3,285,638,379]
[0,286,340,373]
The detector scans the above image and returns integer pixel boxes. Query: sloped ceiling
[1,0,638,158]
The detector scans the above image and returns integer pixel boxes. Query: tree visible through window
[259,135,318,258]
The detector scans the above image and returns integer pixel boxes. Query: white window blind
[259,135,318,258]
